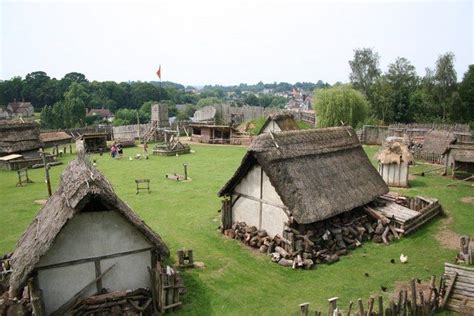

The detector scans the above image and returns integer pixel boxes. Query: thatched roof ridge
[219,127,388,224]
[422,130,456,155]
[9,155,169,294]
[0,122,43,154]
[448,144,474,163]
[258,112,299,134]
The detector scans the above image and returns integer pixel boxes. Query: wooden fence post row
[298,276,445,316]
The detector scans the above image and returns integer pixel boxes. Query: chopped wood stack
[0,253,12,295]
[224,208,400,269]
[70,288,153,315]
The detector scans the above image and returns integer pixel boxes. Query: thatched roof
[258,112,299,134]
[9,155,169,294]
[0,122,44,155]
[39,131,72,143]
[422,130,456,155]
[219,127,388,224]
[376,139,413,164]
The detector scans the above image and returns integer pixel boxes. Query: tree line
[315,50,473,128]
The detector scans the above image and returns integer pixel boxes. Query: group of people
[110,143,123,158]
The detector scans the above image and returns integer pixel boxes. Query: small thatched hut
[189,123,235,144]
[39,131,72,148]
[257,112,299,134]
[417,130,456,163]
[8,156,169,314]
[219,127,388,237]
[376,137,413,187]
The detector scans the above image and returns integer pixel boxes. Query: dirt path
[435,213,459,250]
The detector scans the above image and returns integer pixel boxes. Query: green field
[0,144,472,315]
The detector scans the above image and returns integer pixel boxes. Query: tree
[22,71,51,108]
[0,76,23,103]
[369,76,394,123]
[314,85,368,128]
[196,97,222,108]
[64,82,88,127]
[434,52,457,120]
[349,48,381,97]
[459,65,474,122]
[244,94,259,106]
[385,57,418,122]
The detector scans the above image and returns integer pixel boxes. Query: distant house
[6,100,34,118]
[258,113,299,135]
[86,108,114,122]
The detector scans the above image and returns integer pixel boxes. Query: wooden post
[299,303,310,316]
[69,143,72,154]
[378,296,383,316]
[410,278,417,315]
[328,297,338,316]
[137,111,141,143]
[347,301,353,316]
[40,150,52,197]
[183,163,188,180]
[358,298,364,316]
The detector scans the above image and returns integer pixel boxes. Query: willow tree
[314,85,368,128]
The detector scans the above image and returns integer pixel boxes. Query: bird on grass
[400,253,408,263]
[390,259,395,264]
[364,272,370,277]
[381,286,388,292]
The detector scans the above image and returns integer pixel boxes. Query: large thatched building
[0,122,55,170]
[219,127,388,237]
[8,156,169,314]
[444,142,474,176]
[376,137,413,187]
[257,113,299,134]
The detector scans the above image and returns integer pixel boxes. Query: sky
[0,0,473,86]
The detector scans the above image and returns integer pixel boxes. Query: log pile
[70,288,153,315]
[0,253,12,296]
[224,208,400,269]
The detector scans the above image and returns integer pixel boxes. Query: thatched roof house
[0,122,44,156]
[219,127,388,236]
[258,112,299,134]
[422,130,456,156]
[7,101,34,117]
[9,156,169,313]
[445,143,474,175]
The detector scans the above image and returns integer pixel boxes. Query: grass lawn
[0,144,472,315]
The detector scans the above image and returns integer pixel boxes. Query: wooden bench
[135,179,150,194]
[16,168,33,187]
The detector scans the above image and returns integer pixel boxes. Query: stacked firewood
[70,288,153,315]
[224,209,399,269]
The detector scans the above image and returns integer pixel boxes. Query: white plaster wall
[37,262,96,315]
[101,251,152,292]
[261,121,281,134]
[261,172,284,205]
[379,163,409,187]
[232,195,260,228]
[261,204,288,237]
[37,212,152,267]
[232,165,288,237]
[234,165,261,198]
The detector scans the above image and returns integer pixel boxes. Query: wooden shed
[189,123,234,144]
[7,156,169,314]
[218,127,388,238]
[257,113,299,134]
[444,143,474,176]
[376,138,413,187]
[78,132,108,153]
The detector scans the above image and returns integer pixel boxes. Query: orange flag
[156,65,161,80]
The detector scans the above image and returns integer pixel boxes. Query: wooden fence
[443,263,474,314]
[112,123,151,140]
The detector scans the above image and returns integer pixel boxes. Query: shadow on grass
[177,270,212,315]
